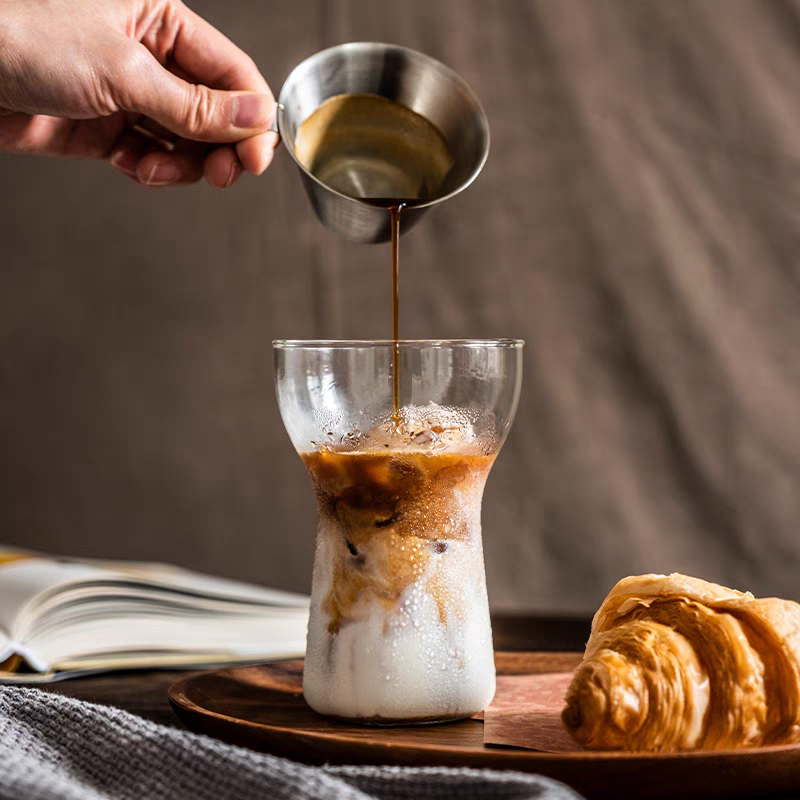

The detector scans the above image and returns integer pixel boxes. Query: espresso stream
[363,200,404,411]
[295,94,455,411]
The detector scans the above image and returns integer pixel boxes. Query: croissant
[561,573,800,751]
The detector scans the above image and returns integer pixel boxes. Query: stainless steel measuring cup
[275,42,490,244]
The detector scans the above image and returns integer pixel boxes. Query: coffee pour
[274,42,489,410]
[294,93,456,410]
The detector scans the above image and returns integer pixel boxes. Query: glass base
[318,710,475,727]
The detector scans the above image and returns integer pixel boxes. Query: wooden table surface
[36,613,590,727]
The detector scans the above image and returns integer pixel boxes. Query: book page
[2,549,309,608]
[0,558,102,636]
[31,611,308,670]
[102,563,309,607]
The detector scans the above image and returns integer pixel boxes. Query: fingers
[109,138,202,186]
[0,112,64,154]
[169,3,272,96]
[0,111,125,158]
[109,1,281,184]
[159,58,276,176]
[203,145,241,189]
[108,127,243,189]
[164,3,279,175]
[236,131,279,176]
[113,43,274,145]
[136,149,204,186]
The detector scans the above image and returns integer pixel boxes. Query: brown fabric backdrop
[1,0,800,612]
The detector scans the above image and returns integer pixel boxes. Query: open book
[0,549,309,683]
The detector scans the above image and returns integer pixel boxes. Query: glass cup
[274,339,523,724]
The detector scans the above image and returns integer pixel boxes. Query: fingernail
[232,93,272,129]
[110,147,139,177]
[144,160,180,186]
[224,160,242,188]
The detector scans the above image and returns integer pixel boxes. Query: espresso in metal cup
[275,42,490,244]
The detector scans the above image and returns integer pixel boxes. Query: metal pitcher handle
[269,104,283,136]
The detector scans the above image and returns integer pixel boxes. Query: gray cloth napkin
[0,686,583,800]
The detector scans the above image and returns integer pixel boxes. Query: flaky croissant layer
[562,573,800,752]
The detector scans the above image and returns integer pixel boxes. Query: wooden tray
[169,652,800,800]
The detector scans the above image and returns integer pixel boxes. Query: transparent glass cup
[274,339,523,724]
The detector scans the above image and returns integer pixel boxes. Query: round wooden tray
[169,652,800,800]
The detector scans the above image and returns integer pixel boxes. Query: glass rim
[273,338,524,349]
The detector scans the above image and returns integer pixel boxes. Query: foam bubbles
[319,402,498,455]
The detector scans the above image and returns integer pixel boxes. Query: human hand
[0,0,278,188]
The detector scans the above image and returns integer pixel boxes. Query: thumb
[115,48,274,142]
